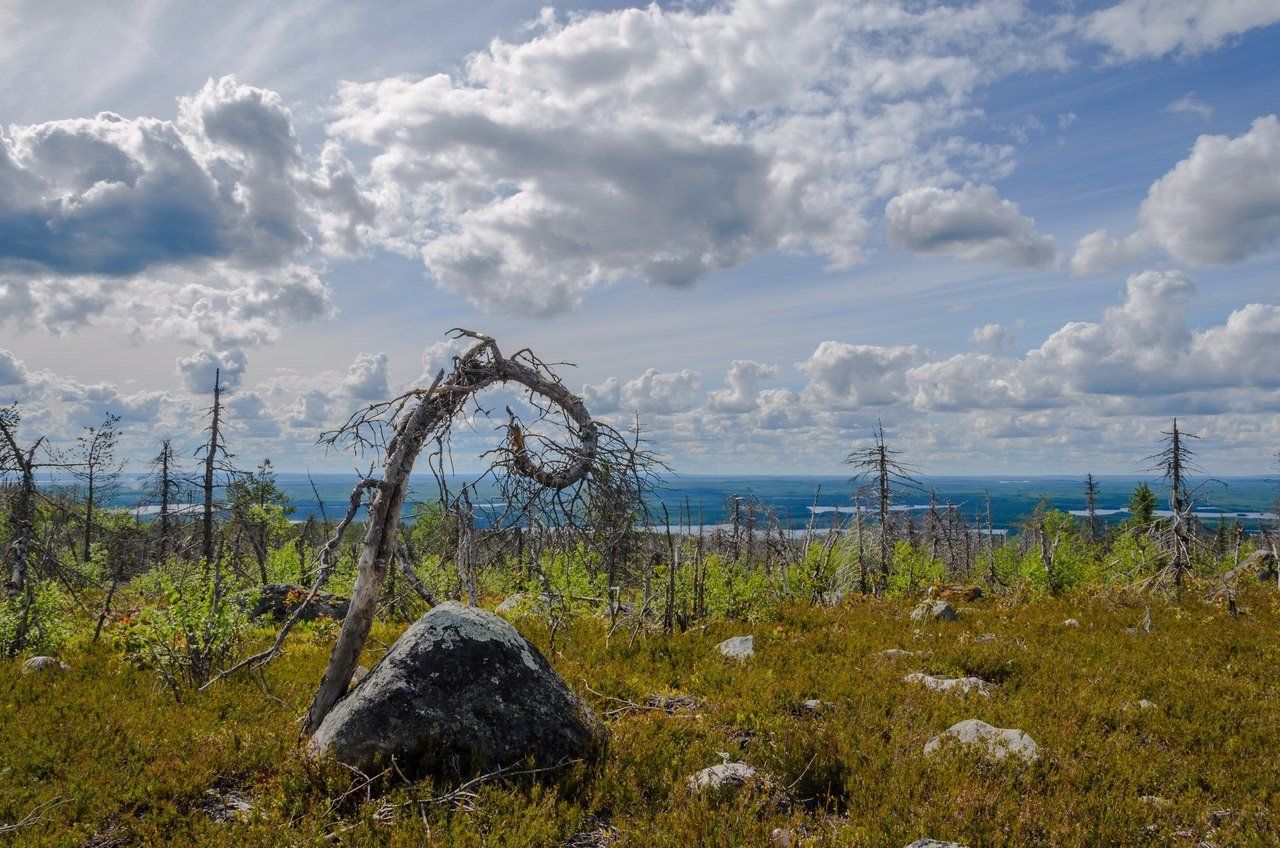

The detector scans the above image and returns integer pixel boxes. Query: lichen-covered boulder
[717,635,755,660]
[910,601,957,622]
[686,761,757,792]
[903,673,990,696]
[250,583,349,622]
[924,719,1039,764]
[22,656,69,674]
[307,601,606,777]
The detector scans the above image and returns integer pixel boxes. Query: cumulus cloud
[708,360,779,413]
[620,369,703,414]
[1083,0,1280,61]
[885,183,1056,268]
[1069,116,1280,272]
[176,347,249,393]
[798,341,930,407]
[0,349,29,388]
[970,323,1015,354]
[328,0,1066,314]
[340,351,389,400]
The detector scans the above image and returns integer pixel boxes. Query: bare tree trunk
[202,370,222,573]
[302,334,600,737]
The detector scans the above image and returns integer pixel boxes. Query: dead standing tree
[300,330,643,737]
[1144,418,1217,588]
[845,421,919,594]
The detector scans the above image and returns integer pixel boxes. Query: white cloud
[1166,91,1214,120]
[1139,115,1280,265]
[1069,115,1280,272]
[328,0,1067,315]
[621,369,702,414]
[970,323,1015,354]
[707,360,779,413]
[798,341,930,407]
[885,183,1056,268]
[176,347,249,393]
[1084,0,1280,61]
[340,351,389,400]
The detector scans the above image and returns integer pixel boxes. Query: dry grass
[3,587,1279,847]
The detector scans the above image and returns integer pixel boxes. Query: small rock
[22,656,69,674]
[1136,699,1157,710]
[924,718,1039,764]
[1140,795,1173,808]
[1063,618,1080,627]
[250,583,349,622]
[201,788,253,822]
[686,761,757,792]
[717,635,755,660]
[910,601,957,622]
[903,673,990,697]
[973,633,999,644]
[495,594,524,614]
[771,827,796,847]
[350,665,369,685]
[793,698,830,716]
[904,841,969,848]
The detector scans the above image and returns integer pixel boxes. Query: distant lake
[68,472,1280,531]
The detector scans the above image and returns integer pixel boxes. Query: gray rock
[250,583,349,622]
[22,656,68,674]
[717,635,755,660]
[924,718,1039,764]
[350,665,369,685]
[201,788,253,822]
[1062,618,1080,628]
[903,673,990,697]
[308,601,606,777]
[905,841,969,848]
[495,594,525,614]
[686,761,757,792]
[910,601,957,622]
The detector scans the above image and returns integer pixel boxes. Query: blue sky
[1,0,1279,476]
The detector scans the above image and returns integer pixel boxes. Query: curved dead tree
[300,330,643,736]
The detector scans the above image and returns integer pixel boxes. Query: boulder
[686,761,757,792]
[717,635,755,660]
[910,601,957,622]
[924,719,1039,764]
[903,673,990,697]
[308,601,606,777]
[22,655,69,674]
[250,583,349,622]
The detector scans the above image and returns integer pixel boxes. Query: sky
[1,0,1279,476]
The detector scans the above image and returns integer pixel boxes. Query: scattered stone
[717,635,755,660]
[1140,795,1173,808]
[939,584,984,601]
[793,698,830,716]
[973,633,999,644]
[200,788,253,822]
[1063,618,1080,628]
[772,827,797,847]
[644,693,704,714]
[903,673,990,697]
[495,594,525,614]
[686,761,757,793]
[910,601,957,622]
[22,655,69,674]
[924,719,1039,764]
[250,583,349,622]
[904,841,969,848]
[880,648,916,659]
[308,601,607,777]
[1136,699,1157,710]
[350,665,369,686]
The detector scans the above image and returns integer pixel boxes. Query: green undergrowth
[3,589,1280,847]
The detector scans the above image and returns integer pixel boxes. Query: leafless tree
[845,421,919,593]
[196,369,236,573]
[298,330,656,737]
[1144,418,1218,587]
[1083,473,1102,543]
[64,413,122,563]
